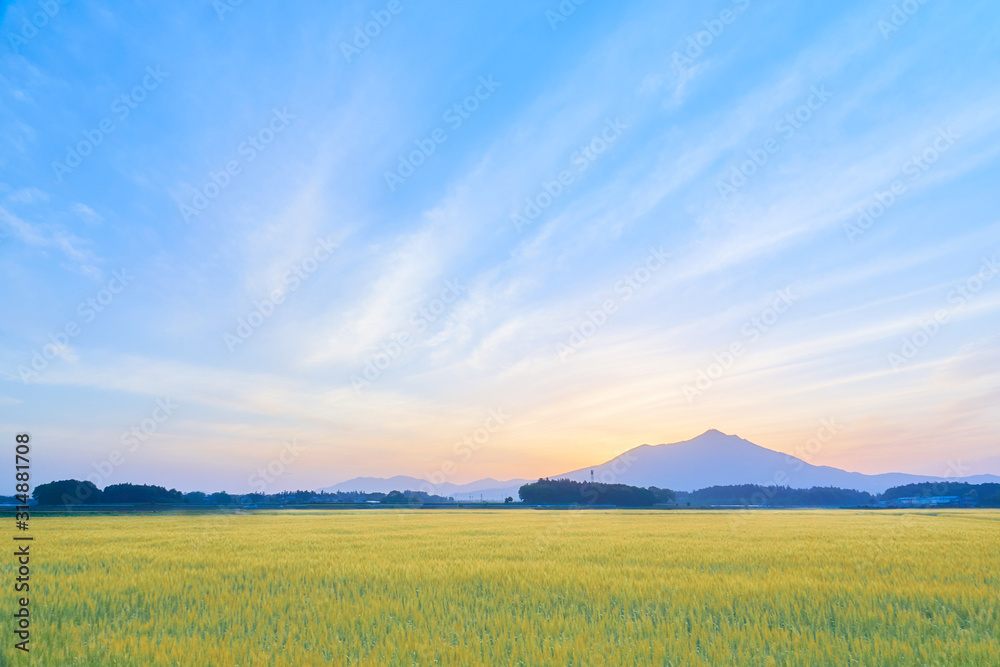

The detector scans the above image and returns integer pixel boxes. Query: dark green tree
[518,478,658,507]
[648,487,676,504]
[381,490,417,504]
[103,483,182,504]
[208,491,235,505]
[33,479,103,506]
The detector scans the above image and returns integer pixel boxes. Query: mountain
[966,455,1000,477]
[321,430,999,499]
[554,429,1000,494]
[319,476,528,501]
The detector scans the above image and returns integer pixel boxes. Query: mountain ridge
[554,429,1000,494]
[321,430,1000,499]
[318,475,529,499]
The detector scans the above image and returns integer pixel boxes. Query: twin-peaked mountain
[554,429,999,494]
[324,430,1000,500]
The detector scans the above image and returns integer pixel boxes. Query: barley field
[4,509,998,666]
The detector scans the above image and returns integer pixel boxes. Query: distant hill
[553,430,1000,494]
[319,476,528,501]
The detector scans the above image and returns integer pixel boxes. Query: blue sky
[2,0,999,494]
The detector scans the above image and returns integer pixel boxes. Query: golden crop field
[3,509,998,666]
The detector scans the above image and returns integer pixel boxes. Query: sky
[1,0,999,495]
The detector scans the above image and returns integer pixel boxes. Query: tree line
[25,480,454,507]
[517,478,675,507]
[517,479,1000,507]
[14,478,1000,508]
[879,481,1000,505]
[677,484,875,507]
